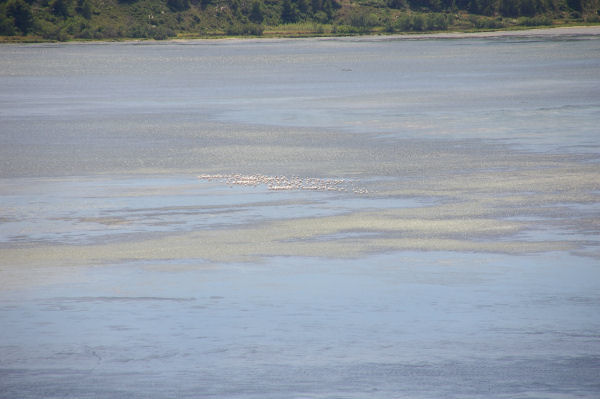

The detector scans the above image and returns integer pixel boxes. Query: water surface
[1,30,600,398]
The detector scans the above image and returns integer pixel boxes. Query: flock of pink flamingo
[197,174,369,194]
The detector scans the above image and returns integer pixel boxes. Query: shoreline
[380,24,600,39]
[1,25,600,46]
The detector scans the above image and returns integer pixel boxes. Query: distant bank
[4,25,596,46]
[2,24,600,44]
[1,0,599,42]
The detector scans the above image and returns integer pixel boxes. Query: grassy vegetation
[0,0,599,42]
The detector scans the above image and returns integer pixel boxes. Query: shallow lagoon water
[1,29,600,398]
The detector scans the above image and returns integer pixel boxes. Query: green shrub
[167,0,189,12]
[41,25,70,41]
[312,21,325,33]
[0,11,17,35]
[225,21,263,35]
[412,13,425,30]
[472,15,505,28]
[517,15,552,25]
[249,1,264,24]
[585,14,600,22]
[332,23,359,34]
[281,0,298,23]
[128,24,150,38]
[6,0,33,34]
[313,10,330,23]
[348,10,378,31]
[76,0,92,19]
[426,13,448,30]
[75,26,93,38]
[388,0,408,9]
[394,13,411,30]
[51,0,71,17]
[150,26,175,39]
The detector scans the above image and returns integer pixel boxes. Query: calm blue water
[1,31,600,398]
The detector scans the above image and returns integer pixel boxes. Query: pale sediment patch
[74,217,131,226]
[0,209,574,272]
[0,263,86,292]
[376,164,600,224]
